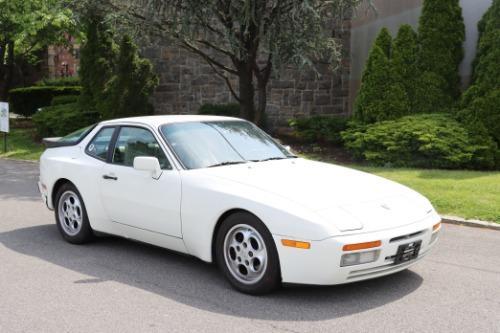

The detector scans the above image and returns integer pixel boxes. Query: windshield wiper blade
[207,161,247,168]
[253,157,288,162]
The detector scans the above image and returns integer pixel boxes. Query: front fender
[180,172,338,262]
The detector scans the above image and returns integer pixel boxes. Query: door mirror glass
[133,156,162,179]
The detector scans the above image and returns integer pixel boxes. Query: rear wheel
[216,212,281,294]
[55,183,93,244]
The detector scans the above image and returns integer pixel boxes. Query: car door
[99,125,182,238]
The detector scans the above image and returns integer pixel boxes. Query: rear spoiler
[42,137,73,148]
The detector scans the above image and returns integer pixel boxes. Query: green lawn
[0,128,44,161]
[302,154,500,223]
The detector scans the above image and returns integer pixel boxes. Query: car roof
[99,115,243,128]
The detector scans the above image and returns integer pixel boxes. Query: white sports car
[38,115,441,294]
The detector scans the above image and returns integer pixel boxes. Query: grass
[0,128,44,161]
[302,153,500,223]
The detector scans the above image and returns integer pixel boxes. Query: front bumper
[273,212,441,285]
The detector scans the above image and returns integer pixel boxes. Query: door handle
[102,174,118,180]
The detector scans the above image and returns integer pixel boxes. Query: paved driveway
[0,158,499,332]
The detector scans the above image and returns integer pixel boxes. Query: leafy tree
[102,35,159,119]
[81,0,361,126]
[354,44,409,123]
[78,8,116,112]
[418,0,465,99]
[0,0,74,99]
[391,25,418,112]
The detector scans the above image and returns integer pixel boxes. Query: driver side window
[112,127,172,170]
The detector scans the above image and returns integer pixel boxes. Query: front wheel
[215,212,281,294]
[55,182,93,244]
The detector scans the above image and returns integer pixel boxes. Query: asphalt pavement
[0,158,499,332]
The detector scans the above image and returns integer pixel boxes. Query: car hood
[200,158,434,233]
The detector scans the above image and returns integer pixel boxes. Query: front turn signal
[433,222,441,232]
[343,240,382,251]
[281,239,311,249]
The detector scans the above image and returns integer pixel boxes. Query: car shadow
[0,224,423,321]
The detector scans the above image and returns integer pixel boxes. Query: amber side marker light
[433,222,442,232]
[281,239,311,249]
[343,240,381,252]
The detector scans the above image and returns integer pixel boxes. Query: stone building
[145,20,352,128]
[46,35,80,79]
[146,0,492,128]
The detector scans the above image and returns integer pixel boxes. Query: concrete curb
[441,215,500,231]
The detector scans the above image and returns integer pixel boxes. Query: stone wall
[144,20,352,128]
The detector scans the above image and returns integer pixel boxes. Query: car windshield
[160,121,295,169]
[58,125,95,144]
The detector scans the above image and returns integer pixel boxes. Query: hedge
[32,103,99,138]
[35,77,81,87]
[288,115,350,144]
[342,113,499,170]
[9,86,81,118]
[51,95,79,106]
[198,103,240,117]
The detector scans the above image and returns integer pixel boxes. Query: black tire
[54,182,93,244]
[215,212,281,294]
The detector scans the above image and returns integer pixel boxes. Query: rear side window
[86,127,115,161]
[57,125,95,144]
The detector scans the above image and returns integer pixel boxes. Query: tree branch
[195,39,234,58]
[181,40,238,75]
[206,60,241,103]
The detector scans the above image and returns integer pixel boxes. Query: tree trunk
[0,40,7,100]
[255,79,266,127]
[238,64,255,122]
[1,41,15,101]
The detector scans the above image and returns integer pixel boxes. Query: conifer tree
[418,0,465,99]
[459,0,500,144]
[392,24,418,112]
[78,10,115,112]
[102,35,158,119]
[354,43,409,123]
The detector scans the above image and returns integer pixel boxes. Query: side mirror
[284,145,292,153]
[133,156,162,179]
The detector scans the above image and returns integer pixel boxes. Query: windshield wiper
[251,156,296,163]
[207,161,247,168]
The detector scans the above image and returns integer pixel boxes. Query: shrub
[198,103,240,117]
[32,103,99,138]
[354,45,409,123]
[51,95,79,106]
[36,77,80,87]
[418,0,465,99]
[101,35,158,119]
[8,86,82,118]
[458,89,500,143]
[342,113,498,169]
[288,115,350,144]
